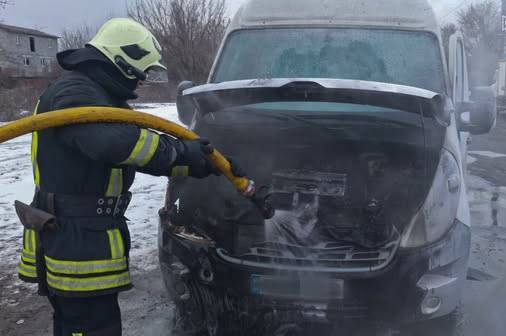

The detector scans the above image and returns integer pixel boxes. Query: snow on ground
[0,103,180,276]
[469,150,506,159]
[468,156,478,165]
[0,134,33,269]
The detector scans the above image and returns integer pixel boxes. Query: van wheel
[401,309,463,336]
[171,304,209,336]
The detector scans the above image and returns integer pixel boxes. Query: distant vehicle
[159,0,497,335]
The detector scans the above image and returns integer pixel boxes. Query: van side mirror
[457,86,497,135]
[176,81,195,126]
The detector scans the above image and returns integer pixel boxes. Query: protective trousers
[48,293,122,336]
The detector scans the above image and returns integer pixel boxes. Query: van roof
[230,0,440,33]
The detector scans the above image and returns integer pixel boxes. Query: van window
[213,28,445,93]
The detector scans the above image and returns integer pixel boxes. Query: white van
[160,1,497,335]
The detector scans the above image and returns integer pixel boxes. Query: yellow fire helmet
[88,18,167,82]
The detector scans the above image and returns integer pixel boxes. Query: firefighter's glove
[173,139,220,179]
[227,157,247,178]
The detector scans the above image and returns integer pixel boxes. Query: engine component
[172,280,237,336]
[198,256,215,284]
[266,156,400,248]
[270,170,347,210]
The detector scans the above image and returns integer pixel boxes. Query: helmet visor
[143,66,169,83]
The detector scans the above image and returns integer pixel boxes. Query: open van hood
[180,78,449,125]
[171,78,449,259]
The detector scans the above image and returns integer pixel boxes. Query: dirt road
[0,255,174,336]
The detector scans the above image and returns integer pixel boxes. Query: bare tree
[128,0,227,83]
[0,0,10,9]
[457,0,502,85]
[457,0,502,53]
[59,24,96,50]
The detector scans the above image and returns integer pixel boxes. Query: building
[0,23,59,78]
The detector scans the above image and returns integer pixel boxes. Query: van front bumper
[159,220,470,326]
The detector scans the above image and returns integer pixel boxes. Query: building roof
[231,0,439,34]
[0,23,59,39]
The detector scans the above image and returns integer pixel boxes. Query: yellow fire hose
[0,106,274,218]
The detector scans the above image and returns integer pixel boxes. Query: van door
[448,32,471,170]
[448,32,472,228]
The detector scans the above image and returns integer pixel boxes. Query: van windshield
[212,28,445,93]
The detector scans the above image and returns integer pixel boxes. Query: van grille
[242,241,395,268]
[217,236,399,273]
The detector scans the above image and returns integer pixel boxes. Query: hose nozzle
[241,179,257,198]
[247,184,275,220]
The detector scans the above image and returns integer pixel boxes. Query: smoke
[265,197,319,244]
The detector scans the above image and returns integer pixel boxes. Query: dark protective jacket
[18,57,179,297]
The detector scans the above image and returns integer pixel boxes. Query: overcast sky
[0,0,484,36]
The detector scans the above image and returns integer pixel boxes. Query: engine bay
[167,111,434,259]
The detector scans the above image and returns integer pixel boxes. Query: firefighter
[17,18,235,336]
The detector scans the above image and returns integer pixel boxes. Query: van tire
[171,304,208,336]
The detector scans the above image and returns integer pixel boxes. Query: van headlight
[401,150,461,248]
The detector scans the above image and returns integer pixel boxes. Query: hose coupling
[242,180,256,198]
